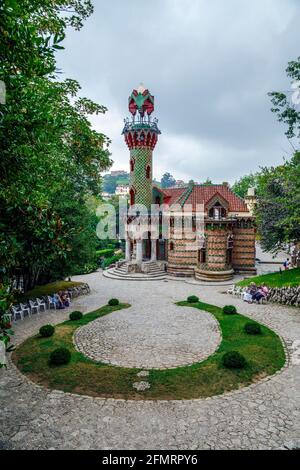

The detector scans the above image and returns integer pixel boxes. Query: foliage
[69,311,83,321]
[236,267,300,288]
[222,351,247,369]
[187,295,199,303]
[17,281,83,301]
[0,284,15,367]
[96,248,115,258]
[39,324,55,338]
[232,173,259,199]
[108,298,119,306]
[269,56,300,140]
[14,300,284,399]
[255,152,300,252]
[0,0,112,291]
[222,305,237,315]
[202,178,212,186]
[102,174,118,194]
[102,254,124,269]
[49,347,71,366]
[244,322,261,335]
[161,172,176,189]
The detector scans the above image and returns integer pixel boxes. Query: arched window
[170,241,174,251]
[130,159,135,172]
[146,165,151,179]
[208,202,226,219]
[130,188,135,206]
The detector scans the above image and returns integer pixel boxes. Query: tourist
[243,283,257,303]
[283,258,291,270]
[61,291,71,307]
[53,292,64,309]
[252,283,269,303]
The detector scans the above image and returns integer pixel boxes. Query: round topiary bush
[187,295,199,303]
[222,305,237,315]
[39,324,55,338]
[108,298,119,306]
[69,311,83,321]
[244,322,261,335]
[222,351,246,369]
[49,347,71,366]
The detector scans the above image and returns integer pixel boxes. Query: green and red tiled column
[122,84,161,210]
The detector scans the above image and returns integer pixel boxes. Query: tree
[0,1,112,291]
[161,172,176,189]
[255,152,300,253]
[203,178,212,186]
[232,173,259,198]
[103,175,118,194]
[269,56,300,141]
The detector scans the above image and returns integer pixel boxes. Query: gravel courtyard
[1,271,300,450]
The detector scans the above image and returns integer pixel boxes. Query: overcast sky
[57,0,300,183]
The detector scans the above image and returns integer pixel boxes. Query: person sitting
[53,292,64,309]
[252,283,269,303]
[61,291,71,307]
[243,283,257,303]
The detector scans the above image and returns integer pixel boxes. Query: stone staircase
[103,260,167,281]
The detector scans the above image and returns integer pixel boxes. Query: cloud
[56,0,300,182]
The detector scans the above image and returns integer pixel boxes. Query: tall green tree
[0,1,112,291]
[269,56,300,141]
[232,173,259,198]
[161,172,176,189]
[255,152,300,252]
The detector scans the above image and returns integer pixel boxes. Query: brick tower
[122,84,161,210]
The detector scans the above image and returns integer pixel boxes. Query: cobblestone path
[1,271,299,450]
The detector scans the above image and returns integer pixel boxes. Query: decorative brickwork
[129,147,153,208]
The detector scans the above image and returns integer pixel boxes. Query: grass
[13,300,285,400]
[236,267,300,288]
[17,280,84,302]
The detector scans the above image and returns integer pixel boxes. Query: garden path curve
[1,271,300,450]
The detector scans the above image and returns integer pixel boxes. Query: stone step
[103,269,166,281]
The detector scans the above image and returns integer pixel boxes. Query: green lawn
[13,300,285,400]
[18,281,84,302]
[237,267,300,288]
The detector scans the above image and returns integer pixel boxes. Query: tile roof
[162,185,249,212]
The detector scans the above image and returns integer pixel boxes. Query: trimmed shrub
[49,347,71,366]
[244,322,261,335]
[187,295,199,303]
[222,305,237,315]
[39,324,55,338]
[222,351,246,369]
[69,310,83,321]
[108,298,119,306]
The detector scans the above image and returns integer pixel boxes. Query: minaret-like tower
[122,84,161,209]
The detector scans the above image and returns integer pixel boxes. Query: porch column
[136,239,143,263]
[151,239,157,261]
[125,237,131,261]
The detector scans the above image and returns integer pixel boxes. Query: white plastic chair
[18,303,31,319]
[29,299,39,315]
[11,306,23,321]
[36,298,46,312]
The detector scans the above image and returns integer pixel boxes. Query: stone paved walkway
[74,299,220,369]
[1,271,300,450]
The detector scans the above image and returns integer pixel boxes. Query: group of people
[242,282,269,304]
[50,291,71,309]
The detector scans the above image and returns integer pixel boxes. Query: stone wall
[267,286,300,307]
